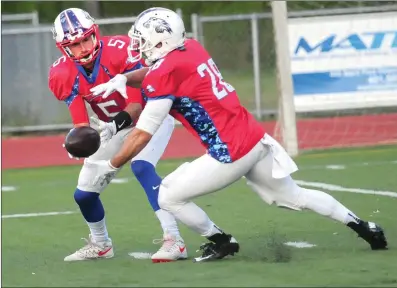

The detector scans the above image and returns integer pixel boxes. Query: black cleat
[193,234,240,263]
[348,220,388,250]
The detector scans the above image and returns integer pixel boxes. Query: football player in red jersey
[48,8,187,263]
[90,7,388,262]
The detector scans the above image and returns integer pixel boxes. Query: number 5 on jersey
[97,100,119,118]
[197,58,235,100]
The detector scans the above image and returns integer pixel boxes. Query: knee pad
[131,160,154,178]
[74,189,99,206]
[77,161,116,194]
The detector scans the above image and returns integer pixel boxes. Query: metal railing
[2,11,40,26]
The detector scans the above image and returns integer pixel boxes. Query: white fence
[2,5,397,133]
[2,11,40,26]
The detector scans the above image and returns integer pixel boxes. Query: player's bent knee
[131,160,154,178]
[77,162,113,193]
[157,186,185,212]
[157,188,171,211]
[74,189,99,206]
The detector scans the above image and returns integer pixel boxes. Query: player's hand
[86,159,120,189]
[62,143,80,160]
[90,74,128,99]
[90,117,117,146]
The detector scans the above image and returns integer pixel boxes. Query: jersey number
[52,56,67,67]
[97,100,119,118]
[146,58,165,75]
[95,38,124,119]
[108,39,126,49]
[197,58,235,100]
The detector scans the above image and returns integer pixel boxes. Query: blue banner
[292,67,397,95]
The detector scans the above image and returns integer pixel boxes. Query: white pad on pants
[77,115,174,193]
[159,133,299,211]
[260,134,298,179]
[245,134,300,209]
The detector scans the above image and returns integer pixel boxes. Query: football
[64,126,101,158]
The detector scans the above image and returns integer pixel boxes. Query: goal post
[271,1,299,157]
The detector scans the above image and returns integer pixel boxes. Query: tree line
[2,1,391,27]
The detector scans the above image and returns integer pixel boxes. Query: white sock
[155,209,181,237]
[172,201,216,235]
[87,218,109,243]
[300,188,360,224]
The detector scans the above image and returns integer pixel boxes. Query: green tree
[3,1,393,24]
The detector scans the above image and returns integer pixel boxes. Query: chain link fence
[2,15,194,132]
[2,4,397,132]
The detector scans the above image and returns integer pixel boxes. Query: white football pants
[158,133,298,207]
[158,133,358,235]
[77,115,174,193]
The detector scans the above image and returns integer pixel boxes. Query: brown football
[64,126,100,158]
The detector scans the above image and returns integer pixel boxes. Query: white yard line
[3,159,397,220]
[3,180,396,220]
[2,160,396,191]
[2,211,78,219]
[296,180,397,198]
[299,160,397,171]
[284,241,317,248]
[111,178,129,184]
[1,186,17,192]
[128,252,153,259]
[325,165,346,170]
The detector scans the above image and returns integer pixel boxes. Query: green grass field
[2,145,397,287]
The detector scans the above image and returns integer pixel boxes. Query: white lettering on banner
[288,12,397,112]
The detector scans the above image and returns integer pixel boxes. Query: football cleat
[348,220,388,250]
[193,234,239,263]
[64,234,114,261]
[151,232,188,263]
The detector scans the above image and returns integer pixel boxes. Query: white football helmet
[127,7,186,65]
[52,8,101,65]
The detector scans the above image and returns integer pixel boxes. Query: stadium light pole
[271,1,299,157]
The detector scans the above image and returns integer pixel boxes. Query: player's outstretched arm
[110,98,173,168]
[90,103,139,147]
[124,102,143,122]
[85,99,173,187]
[66,97,90,127]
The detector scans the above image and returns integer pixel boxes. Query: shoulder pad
[48,56,76,101]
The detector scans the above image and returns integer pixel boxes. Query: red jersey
[142,39,265,163]
[49,35,145,125]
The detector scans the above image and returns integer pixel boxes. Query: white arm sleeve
[136,98,173,135]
